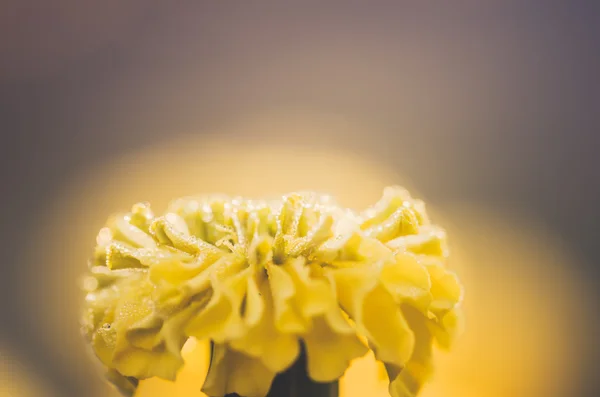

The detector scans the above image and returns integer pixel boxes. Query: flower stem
[224,345,338,397]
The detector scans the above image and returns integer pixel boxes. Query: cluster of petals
[81,187,463,397]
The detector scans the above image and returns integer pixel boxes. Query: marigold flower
[81,187,463,397]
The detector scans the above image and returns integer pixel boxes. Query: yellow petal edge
[80,187,463,397]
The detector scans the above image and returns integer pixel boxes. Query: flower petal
[203,344,276,397]
[285,258,335,318]
[112,216,158,249]
[267,262,307,333]
[332,267,415,368]
[380,253,432,312]
[425,261,462,312]
[185,268,249,342]
[304,316,368,382]
[388,306,434,397]
[427,304,464,349]
[386,226,448,258]
[150,216,221,256]
[363,206,420,243]
[230,277,300,373]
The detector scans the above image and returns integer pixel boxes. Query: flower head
[81,187,463,397]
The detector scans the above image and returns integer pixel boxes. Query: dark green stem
[223,345,338,397]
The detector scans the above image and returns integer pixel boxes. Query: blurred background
[1,2,599,397]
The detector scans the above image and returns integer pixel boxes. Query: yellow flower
[81,187,463,397]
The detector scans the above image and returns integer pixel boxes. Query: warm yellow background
[0,343,51,397]
[19,127,592,397]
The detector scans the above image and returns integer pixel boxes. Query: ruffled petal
[427,305,464,349]
[147,249,211,286]
[112,346,184,381]
[285,257,335,318]
[229,277,300,373]
[203,344,276,397]
[266,262,307,333]
[105,242,147,270]
[380,253,432,312]
[386,226,448,258]
[362,206,420,243]
[425,261,462,312]
[185,267,249,342]
[112,216,158,249]
[360,186,413,230]
[332,267,415,368]
[388,307,434,397]
[303,315,368,382]
[150,216,221,256]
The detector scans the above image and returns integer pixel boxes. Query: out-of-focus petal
[425,262,462,312]
[427,305,464,350]
[112,216,158,249]
[386,226,448,258]
[388,307,434,397]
